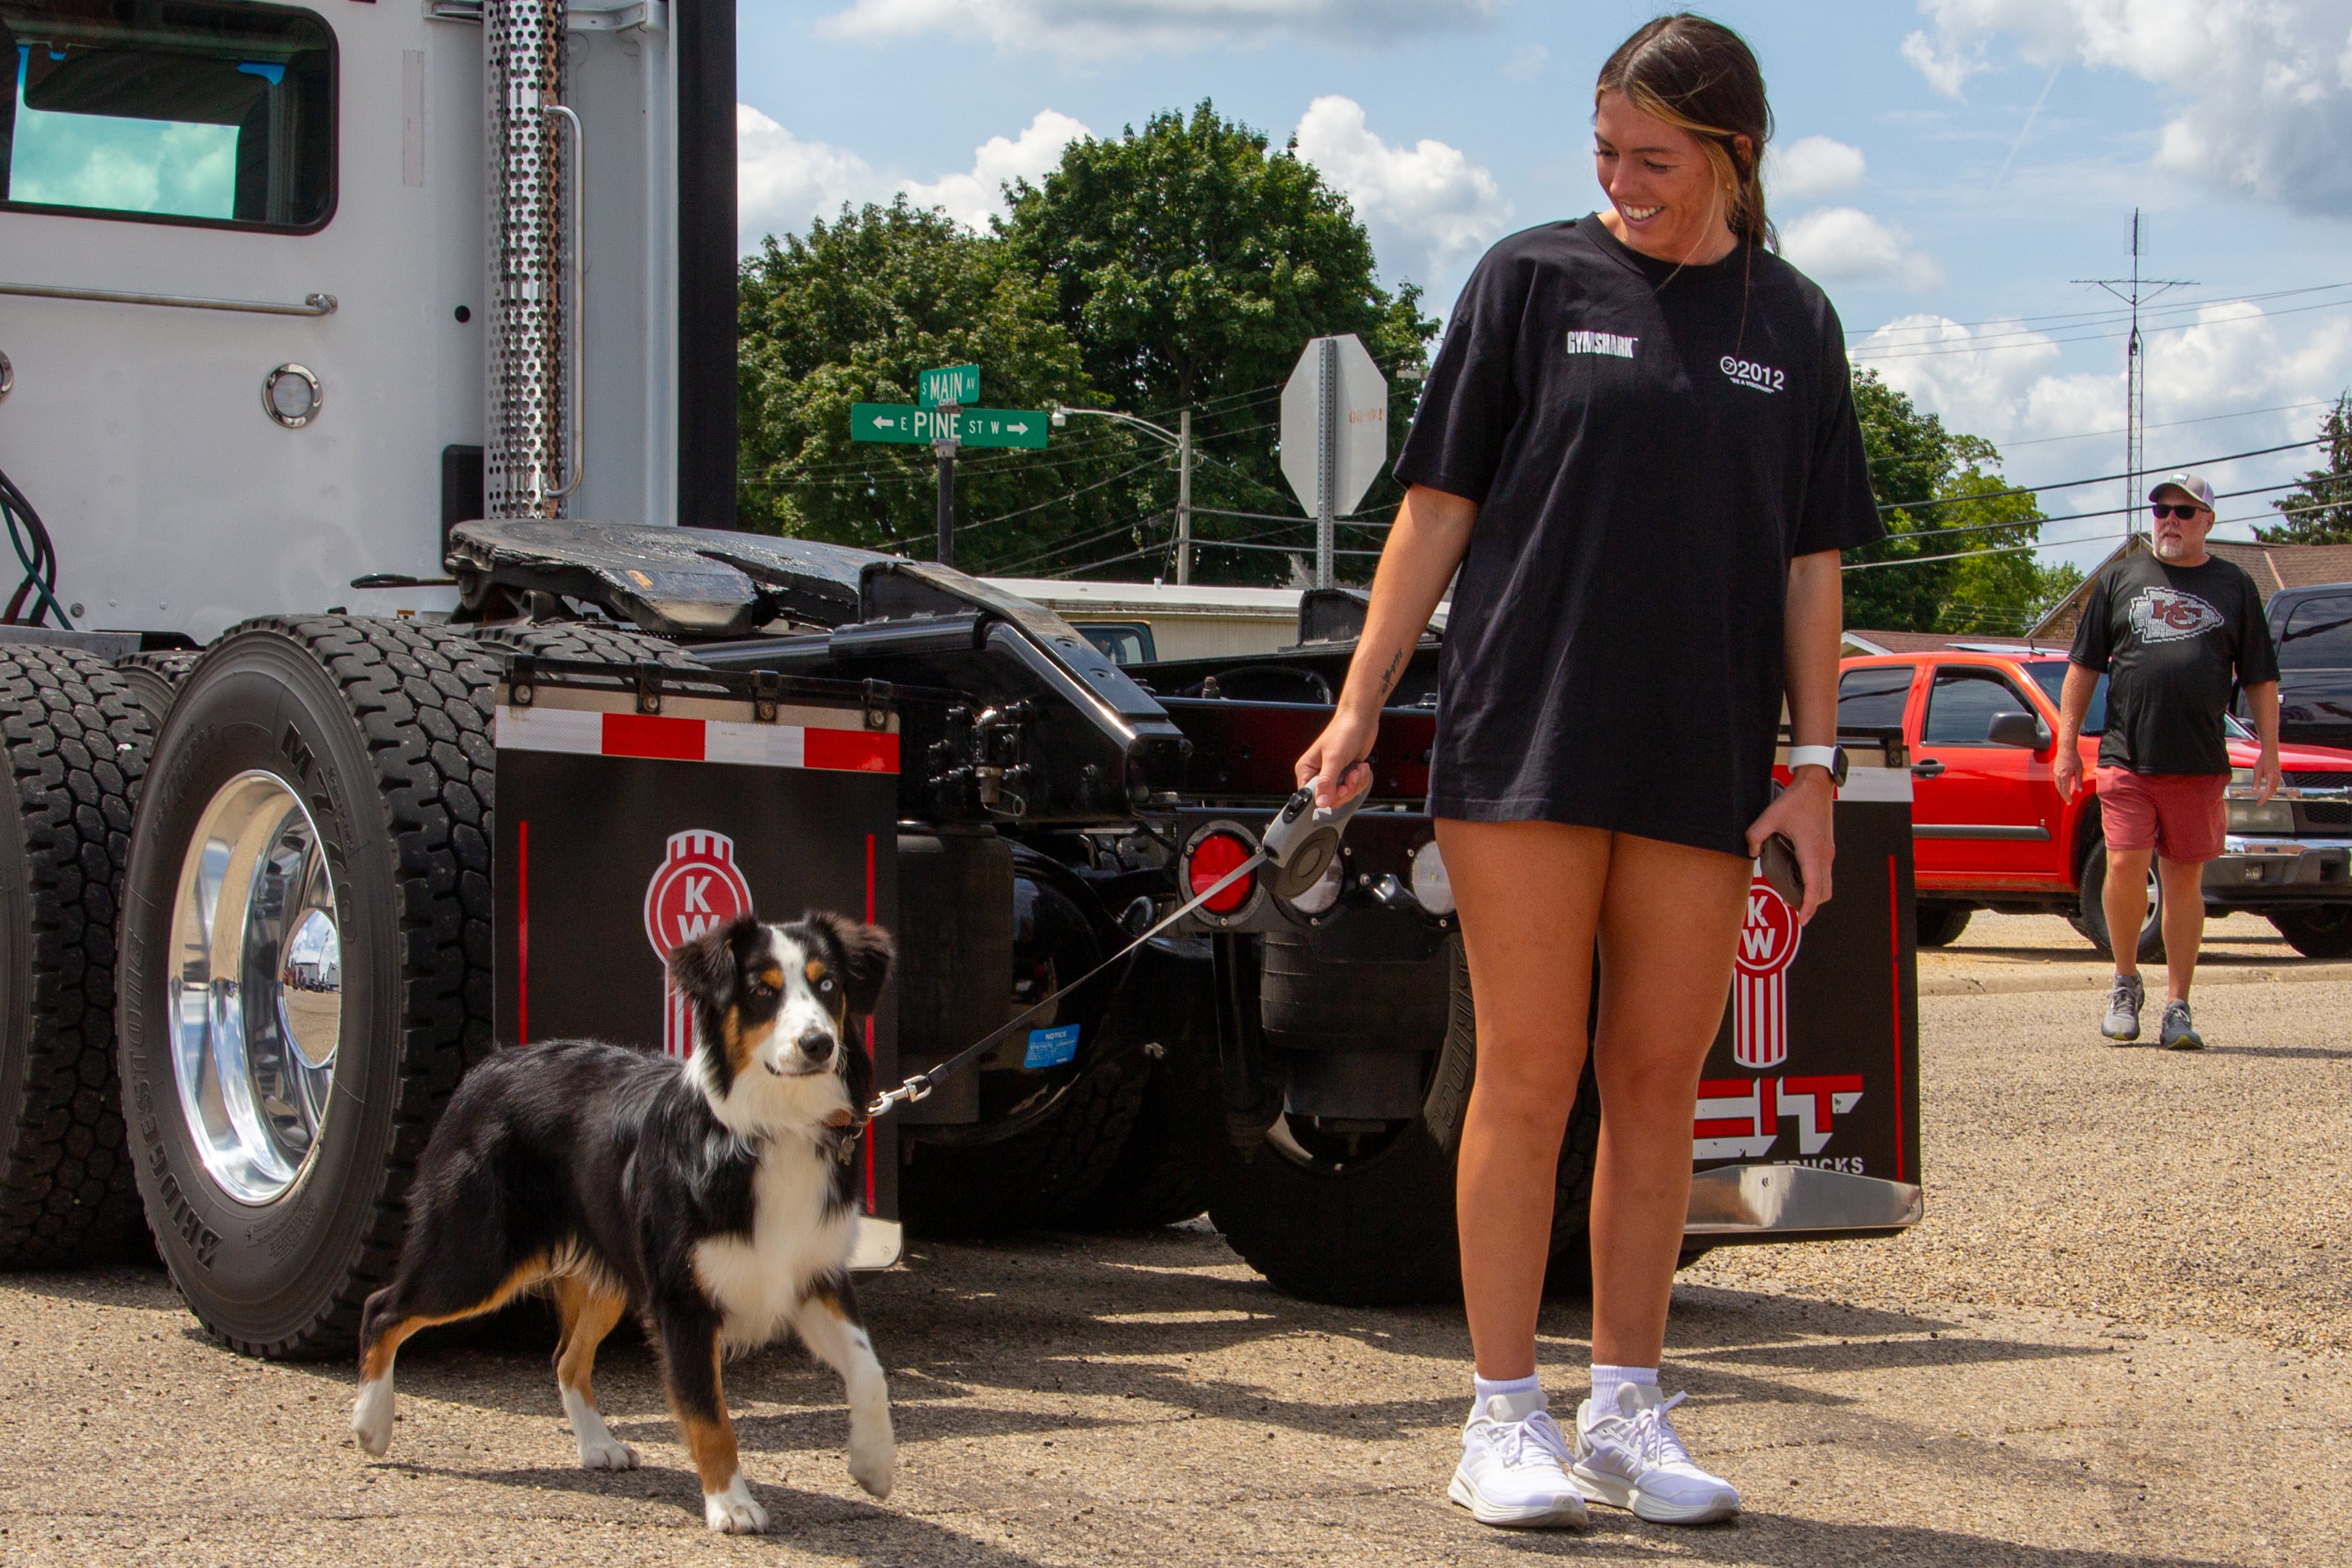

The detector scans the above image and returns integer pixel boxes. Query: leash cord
[864,836,1277,1120]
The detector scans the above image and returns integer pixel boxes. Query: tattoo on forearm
[1375,649,1402,700]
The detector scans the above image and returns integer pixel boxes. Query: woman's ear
[804,910,896,1015]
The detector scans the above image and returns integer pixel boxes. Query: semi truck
[0,0,1925,1359]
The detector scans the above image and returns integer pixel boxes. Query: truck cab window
[1835,666,1913,731]
[2024,660,2104,736]
[1923,668,2035,747]
[2279,596,2352,670]
[1,0,333,231]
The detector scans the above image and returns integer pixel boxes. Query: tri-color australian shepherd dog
[350,910,896,1534]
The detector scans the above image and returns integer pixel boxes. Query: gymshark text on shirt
[1565,329,1638,358]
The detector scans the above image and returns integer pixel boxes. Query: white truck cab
[1,0,737,642]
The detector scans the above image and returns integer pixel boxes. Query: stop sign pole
[1280,334,1389,589]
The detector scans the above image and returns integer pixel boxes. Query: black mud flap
[1689,758,1924,1244]
[491,663,906,1255]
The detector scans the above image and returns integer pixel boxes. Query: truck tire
[1068,943,1223,1231]
[899,1046,1152,1237]
[113,650,200,734]
[1914,902,1972,948]
[2073,839,2165,964]
[469,619,698,667]
[0,649,151,1267]
[1205,936,1601,1307]
[117,617,500,1357]
[2269,906,2352,959]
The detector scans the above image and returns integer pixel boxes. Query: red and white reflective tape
[495,703,899,774]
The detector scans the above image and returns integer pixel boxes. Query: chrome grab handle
[0,282,337,317]
[541,102,585,502]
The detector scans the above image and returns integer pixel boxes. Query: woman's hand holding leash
[1297,710,1378,809]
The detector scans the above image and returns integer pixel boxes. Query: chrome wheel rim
[168,771,342,1205]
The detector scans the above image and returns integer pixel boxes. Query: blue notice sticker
[1024,1024,1081,1069]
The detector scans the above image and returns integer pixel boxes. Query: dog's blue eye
[819,978,836,993]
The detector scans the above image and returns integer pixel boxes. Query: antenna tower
[2074,210,2196,537]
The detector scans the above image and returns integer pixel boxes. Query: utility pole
[2074,209,2195,539]
[1315,336,1339,590]
[1175,408,1193,585]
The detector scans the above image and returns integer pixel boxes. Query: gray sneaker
[2100,974,2144,1042]
[2159,1000,2204,1051]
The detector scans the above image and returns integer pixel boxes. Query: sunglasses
[2150,503,2207,521]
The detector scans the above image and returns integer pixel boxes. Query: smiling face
[668,912,894,1133]
[1592,90,1743,266]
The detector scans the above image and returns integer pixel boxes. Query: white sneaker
[1572,1383,1740,1524]
[1447,1389,1590,1529]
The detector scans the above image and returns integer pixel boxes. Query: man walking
[2054,472,2282,1049]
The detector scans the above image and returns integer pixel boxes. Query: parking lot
[1,913,2344,1567]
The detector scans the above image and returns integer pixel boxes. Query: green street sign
[955,408,1050,449]
[851,403,953,443]
[850,404,1049,449]
[918,364,981,409]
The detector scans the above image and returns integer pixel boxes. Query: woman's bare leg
[1439,819,1611,1380]
[1586,835,1750,1367]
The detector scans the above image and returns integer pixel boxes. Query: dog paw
[576,1435,640,1471]
[849,1438,896,1500]
[704,1476,769,1534]
[351,1378,394,1457]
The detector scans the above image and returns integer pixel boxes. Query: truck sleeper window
[0,0,333,231]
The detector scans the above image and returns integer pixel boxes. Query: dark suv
[2264,582,2352,749]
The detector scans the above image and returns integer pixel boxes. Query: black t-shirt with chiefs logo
[2068,550,2279,776]
[1393,216,1882,857]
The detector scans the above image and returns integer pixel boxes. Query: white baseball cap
[2147,471,2216,512]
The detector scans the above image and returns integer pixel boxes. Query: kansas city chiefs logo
[2127,586,2224,643]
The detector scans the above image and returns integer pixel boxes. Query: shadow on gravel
[378,1459,1057,1564]
[1485,1515,2245,1567]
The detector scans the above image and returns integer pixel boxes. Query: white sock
[1472,1372,1541,1409]
[1590,1363,1657,1413]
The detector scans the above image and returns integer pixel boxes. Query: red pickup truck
[1837,649,2352,960]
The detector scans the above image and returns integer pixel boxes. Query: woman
[1296,14,1881,1531]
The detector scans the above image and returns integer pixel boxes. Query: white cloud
[1854,301,2352,541]
[1780,207,1945,290]
[1503,43,1549,81]
[736,106,1091,251]
[900,111,1091,230]
[819,0,1500,58]
[1291,95,1512,285]
[1766,135,1867,203]
[1900,0,2352,216]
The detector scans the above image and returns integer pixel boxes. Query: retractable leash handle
[864,778,1369,1122]
[1260,774,1367,900]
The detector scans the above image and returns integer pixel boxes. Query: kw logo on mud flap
[2126,586,2225,643]
[1692,875,1863,1162]
[645,830,755,1057]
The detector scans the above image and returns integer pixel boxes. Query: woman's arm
[1295,484,1480,806]
[1745,548,1842,922]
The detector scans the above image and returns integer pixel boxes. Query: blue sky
[738,0,2352,569]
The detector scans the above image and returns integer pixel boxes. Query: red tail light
[1188,832,1256,914]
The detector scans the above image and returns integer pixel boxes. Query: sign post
[850,366,1052,568]
[1279,334,1389,588]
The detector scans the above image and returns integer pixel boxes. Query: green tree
[736,199,1152,575]
[2257,391,2352,544]
[1842,372,2068,635]
[997,101,1436,581]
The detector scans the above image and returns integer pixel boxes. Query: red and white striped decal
[495,704,899,774]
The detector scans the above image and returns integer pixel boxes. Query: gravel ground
[1,914,2344,1565]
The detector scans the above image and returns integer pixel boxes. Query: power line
[1847,281,2352,343]
[2001,399,2334,448]
[1874,436,2318,515]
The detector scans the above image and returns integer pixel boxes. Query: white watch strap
[1787,745,1839,774]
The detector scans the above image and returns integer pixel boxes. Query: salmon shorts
[2095,767,2228,864]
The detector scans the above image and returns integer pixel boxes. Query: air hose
[0,461,72,630]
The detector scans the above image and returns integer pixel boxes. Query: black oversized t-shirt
[2067,551,2279,776]
[1394,216,1883,856]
